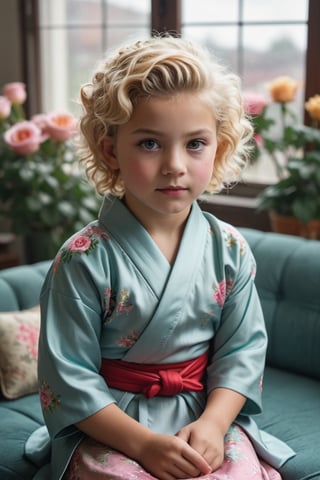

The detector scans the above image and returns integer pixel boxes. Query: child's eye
[187,139,206,151]
[138,139,160,151]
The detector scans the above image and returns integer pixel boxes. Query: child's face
[107,92,217,225]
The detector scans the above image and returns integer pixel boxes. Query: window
[21,0,320,209]
[181,0,309,183]
[38,0,151,114]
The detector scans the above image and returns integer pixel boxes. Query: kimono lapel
[99,195,171,298]
[121,201,209,362]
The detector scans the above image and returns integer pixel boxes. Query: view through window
[181,0,309,182]
[39,0,150,114]
[38,0,309,184]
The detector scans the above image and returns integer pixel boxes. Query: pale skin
[76,92,247,479]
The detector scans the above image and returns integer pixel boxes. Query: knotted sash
[100,351,208,399]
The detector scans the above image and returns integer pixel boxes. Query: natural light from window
[39,0,308,184]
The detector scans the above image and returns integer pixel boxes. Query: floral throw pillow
[0,306,40,399]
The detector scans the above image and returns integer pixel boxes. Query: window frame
[20,0,320,121]
[18,0,320,230]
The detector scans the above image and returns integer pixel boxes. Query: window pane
[103,26,150,50]
[40,27,72,112]
[40,25,104,114]
[243,0,308,22]
[106,0,150,25]
[182,25,239,73]
[242,24,307,99]
[39,0,151,113]
[242,24,307,183]
[66,0,103,26]
[182,0,238,23]
[181,0,309,184]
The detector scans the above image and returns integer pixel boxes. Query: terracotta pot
[269,213,320,240]
[269,213,308,237]
[307,219,320,240]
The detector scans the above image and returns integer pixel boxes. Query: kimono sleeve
[206,227,267,415]
[38,248,116,440]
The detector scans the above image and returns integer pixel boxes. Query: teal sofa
[0,229,320,480]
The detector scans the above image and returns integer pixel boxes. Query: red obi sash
[100,351,208,399]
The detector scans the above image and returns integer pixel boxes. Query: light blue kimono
[26,195,295,479]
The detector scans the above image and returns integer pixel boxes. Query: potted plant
[244,77,320,239]
[0,82,100,261]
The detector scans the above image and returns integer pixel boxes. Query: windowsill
[198,190,271,231]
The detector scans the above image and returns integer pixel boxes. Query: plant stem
[279,102,289,178]
[270,151,285,179]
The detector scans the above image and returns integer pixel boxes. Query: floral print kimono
[26,195,295,479]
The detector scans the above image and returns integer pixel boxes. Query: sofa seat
[0,393,42,480]
[257,367,320,480]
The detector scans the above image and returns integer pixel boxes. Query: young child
[27,36,295,480]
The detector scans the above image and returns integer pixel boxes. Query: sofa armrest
[0,261,51,311]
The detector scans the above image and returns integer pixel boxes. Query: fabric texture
[100,352,208,398]
[65,425,281,480]
[0,306,40,399]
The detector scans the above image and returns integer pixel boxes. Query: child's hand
[176,418,225,472]
[138,432,212,480]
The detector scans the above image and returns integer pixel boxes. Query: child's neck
[147,215,188,265]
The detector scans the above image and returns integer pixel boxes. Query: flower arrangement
[0,82,100,259]
[244,76,320,238]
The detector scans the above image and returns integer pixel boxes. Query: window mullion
[151,0,181,35]
[305,0,320,124]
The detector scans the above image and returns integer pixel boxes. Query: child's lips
[157,185,187,191]
[156,186,188,196]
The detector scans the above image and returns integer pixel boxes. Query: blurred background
[1,0,314,182]
[0,0,319,265]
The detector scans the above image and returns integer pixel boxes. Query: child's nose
[161,149,187,175]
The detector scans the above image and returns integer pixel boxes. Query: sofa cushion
[0,393,43,480]
[256,367,320,480]
[0,307,40,399]
[0,261,51,312]
[241,228,320,381]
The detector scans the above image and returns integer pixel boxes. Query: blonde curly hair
[78,35,253,195]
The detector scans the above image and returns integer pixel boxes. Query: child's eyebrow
[131,128,214,136]
[131,128,162,136]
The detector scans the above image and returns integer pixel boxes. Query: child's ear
[101,136,118,170]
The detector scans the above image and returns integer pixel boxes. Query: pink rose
[3,82,26,104]
[253,133,263,148]
[243,92,269,116]
[40,389,52,409]
[0,95,11,119]
[31,114,50,142]
[214,278,234,307]
[69,235,91,252]
[31,113,49,131]
[214,280,226,307]
[46,112,77,141]
[4,121,43,155]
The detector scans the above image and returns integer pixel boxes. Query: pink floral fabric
[214,279,234,307]
[54,225,109,272]
[0,306,40,399]
[65,425,281,480]
[39,380,61,412]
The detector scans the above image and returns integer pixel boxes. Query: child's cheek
[126,160,155,186]
[195,157,215,185]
